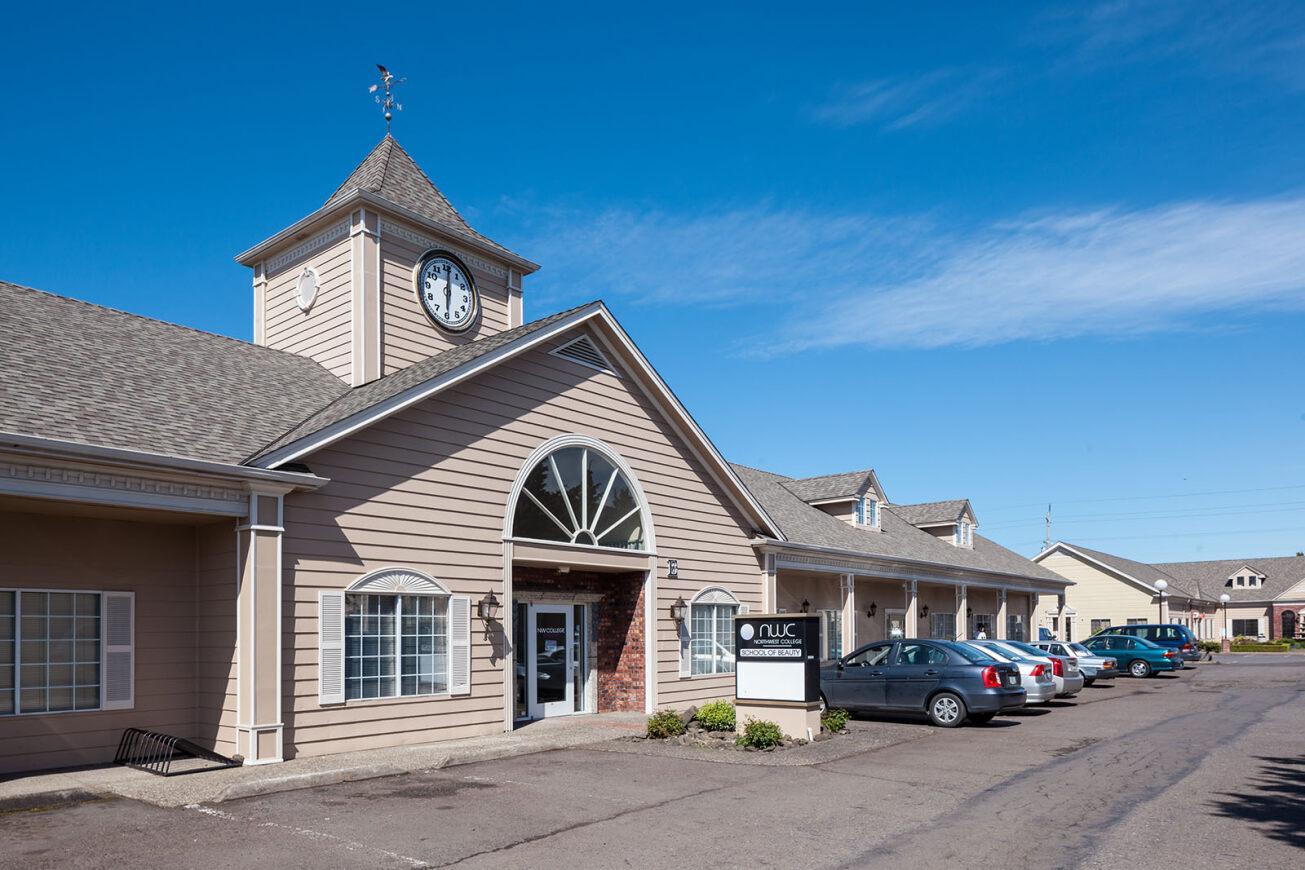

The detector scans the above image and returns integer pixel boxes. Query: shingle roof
[0,281,348,465]
[325,136,521,261]
[1153,555,1305,603]
[1053,543,1197,597]
[782,470,875,502]
[732,464,1067,585]
[889,499,972,527]
[250,302,600,462]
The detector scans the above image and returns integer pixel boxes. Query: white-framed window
[511,444,646,550]
[820,609,843,660]
[1006,613,1025,641]
[856,497,879,528]
[681,587,745,677]
[1126,618,1147,625]
[1090,618,1112,634]
[1236,576,1245,586]
[957,521,972,547]
[971,613,994,639]
[320,569,470,704]
[930,611,956,639]
[1231,619,1260,638]
[0,588,133,716]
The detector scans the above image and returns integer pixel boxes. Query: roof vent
[550,335,615,375]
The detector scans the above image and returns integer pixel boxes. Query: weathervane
[369,64,406,132]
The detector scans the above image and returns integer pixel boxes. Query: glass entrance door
[528,605,574,718]
[885,609,906,640]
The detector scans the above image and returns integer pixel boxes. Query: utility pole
[1044,504,1052,552]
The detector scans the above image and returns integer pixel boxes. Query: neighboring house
[1033,542,1305,642]
[734,468,1070,660]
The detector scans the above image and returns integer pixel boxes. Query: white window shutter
[319,592,346,705]
[678,617,692,678]
[101,592,134,710]
[450,595,472,695]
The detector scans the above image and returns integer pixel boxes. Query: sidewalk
[0,712,647,811]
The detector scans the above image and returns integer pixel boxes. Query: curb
[215,763,410,803]
[0,787,107,815]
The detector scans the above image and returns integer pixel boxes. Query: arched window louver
[512,446,646,550]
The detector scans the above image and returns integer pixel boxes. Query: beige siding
[262,234,354,381]
[1037,551,1158,638]
[0,511,200,773]
[379,217,512,375]
[195,521,237,756]
[815,502,856,526]
[852,578,908,645]
[280,329,761,756]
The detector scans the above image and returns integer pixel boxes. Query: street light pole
[1220,593,1231,652]
[1155,579,1168,624]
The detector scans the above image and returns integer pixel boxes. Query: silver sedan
[977,640,1085,698]
[956,642,1056,705]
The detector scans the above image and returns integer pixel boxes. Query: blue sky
[3,1,1303,561]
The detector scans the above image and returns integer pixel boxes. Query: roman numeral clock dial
[415,251,479,333]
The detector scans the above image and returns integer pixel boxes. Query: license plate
[1006,675,1017,685]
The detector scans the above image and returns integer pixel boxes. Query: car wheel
[1083,677,1095,687]
[928,692,966,728]
[968,712,996,725]
[1129,659,1152,678]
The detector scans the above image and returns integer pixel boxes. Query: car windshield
[1003,640,1055,659]
[941,641,996,663]
[1067,643,1093,656]
[1131,636,1162,649]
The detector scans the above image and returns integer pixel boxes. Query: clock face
[415,251,478,332]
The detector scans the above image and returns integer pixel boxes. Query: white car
[976,640,1084,698]
[956,642,1055,704]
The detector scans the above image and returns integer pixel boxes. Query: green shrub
[734,717,784,749]
[1230,643,1289,652]
[1197,641,1221,653]
[695,699,736,732]
[646,710,686,739]
[821,708,850,733]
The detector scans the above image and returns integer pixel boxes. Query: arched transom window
[512,445,646,550]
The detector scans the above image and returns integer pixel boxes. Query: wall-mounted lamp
[919,604,930,619]
[477,590,501,623]
[801,599,811,613]
[867,602,877,618]
[670,596,688,624]
[966,607,973,618]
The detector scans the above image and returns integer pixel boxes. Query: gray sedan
[977,640,1084,698]
[1032,640,1119,684]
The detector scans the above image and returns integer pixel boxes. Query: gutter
[0,431,329,491]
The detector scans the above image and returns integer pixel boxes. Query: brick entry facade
[1271,603,1302,641]
[514,567,645,712]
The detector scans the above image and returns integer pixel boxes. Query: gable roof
[732,464,1067,586]
[889,499,974,527]
[783,470,879,503]
[0,280,347,465]
[1153,555,1305,603]
[1038,542,1194,596]
[323,135,521,262]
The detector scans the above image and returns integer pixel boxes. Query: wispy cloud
[518,196,1305,352]
[811,69,1003,130]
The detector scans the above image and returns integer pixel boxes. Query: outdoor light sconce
[477,590,501,623]
[670,596,688,624]
[801,599,811,613]
[867,602,877,618]
[966,607,973,618]
[919,604,930,619]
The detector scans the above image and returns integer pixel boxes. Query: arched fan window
[512,446,646,550]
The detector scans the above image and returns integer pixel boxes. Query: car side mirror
[836,661,844,671]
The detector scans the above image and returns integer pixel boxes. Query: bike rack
[113,728,242,777]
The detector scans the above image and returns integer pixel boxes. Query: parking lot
[3,654,1302,869]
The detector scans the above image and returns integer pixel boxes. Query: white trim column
[644,558,657,714]
[235,489,288,765]
[905,581,918,638]
[996,588,1008,640]
[762,553,777,614]
[840,574,856,655]
[956,584,968,640]
[502,541,514,732]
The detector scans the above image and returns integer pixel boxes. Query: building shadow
[1208,755,1305,850]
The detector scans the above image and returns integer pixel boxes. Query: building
[0,136,1062,774]
[1033,542,1305,642]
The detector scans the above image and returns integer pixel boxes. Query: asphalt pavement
[2,654,1301,869]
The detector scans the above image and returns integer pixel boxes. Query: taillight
[1182,643,1192,651]
[1030,664,1045,677]
[1164,650,1177,658]
[981,665,1003,688]
[1052,658,1064,677]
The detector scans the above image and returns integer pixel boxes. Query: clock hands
[444,266,453,318]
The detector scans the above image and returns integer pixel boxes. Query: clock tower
[236,136,539,386]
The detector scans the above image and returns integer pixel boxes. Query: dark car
[819,639,1026,728]
[1089,623,1201,665]
[1081,634,1179,677]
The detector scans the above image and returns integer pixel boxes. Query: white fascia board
[585,307,785,542]
[805,496,859,506]
[235,189,540,274]
[253,305,602,469]
[753,539,1073,592]
[1034,542,1187,598]
[0,430,328,490]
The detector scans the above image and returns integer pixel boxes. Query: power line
[981,482,1305,514]
[979,499,1305,531]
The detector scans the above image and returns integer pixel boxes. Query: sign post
[734,613,821,739]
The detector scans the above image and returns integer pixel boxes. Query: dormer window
[1236,576,1245,586]
[957,520,973,547]
[856,497,879,528]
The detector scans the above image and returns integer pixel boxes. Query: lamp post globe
[1154,579,1168,623]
